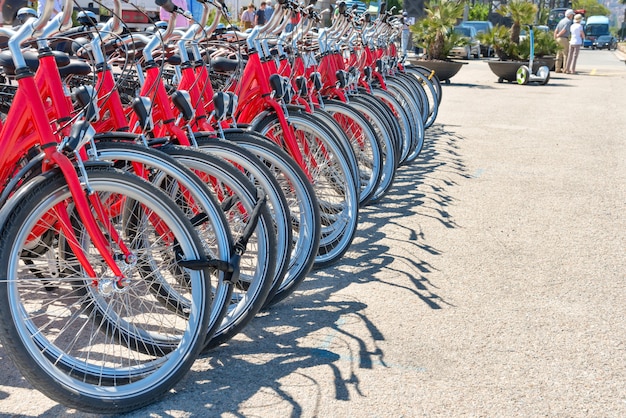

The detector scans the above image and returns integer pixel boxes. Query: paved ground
[1,49,625,417]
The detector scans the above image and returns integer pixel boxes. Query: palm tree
[497,0,537,44]
[412,0,465,60]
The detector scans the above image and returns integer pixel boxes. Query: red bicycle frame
[0,52,127,281]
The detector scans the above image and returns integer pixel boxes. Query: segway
[516,25,550,85]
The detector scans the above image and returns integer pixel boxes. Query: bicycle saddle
[0,50,71,75]
[210,56,241,73]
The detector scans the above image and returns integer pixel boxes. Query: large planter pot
[488,59,553,83]
[408,59,466,84]
[536,56,556,71]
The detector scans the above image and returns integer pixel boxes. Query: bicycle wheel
[224,130,321,307]
[408,64,442,106]
[194,134,292,305]
[354,90,403,158]
[405,66,442,127]
[370,87,414,165]
[323,99,383,206]
[0,167,211,413]
[92,141,234,335]
[344,95,398,204]
[159,145,277,350]
[383,78,426,162]
[388,73,428,126]
[307,108,361,190]
[252,110,359,268]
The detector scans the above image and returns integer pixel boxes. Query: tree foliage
[496,0,537,44]
[477,0,558,61]
[410,0,465,60]
[468,3,489,21]
[572,0,610,17]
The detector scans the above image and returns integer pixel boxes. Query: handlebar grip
[155,0,176,12]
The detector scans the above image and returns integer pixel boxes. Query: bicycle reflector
[335,70,349,88]
[295,76,308,96]
[131,96,155,131]
[72,86,100,123]
[63,120,96,153]
[171,90,195,121]
[212,92,230,120]
[269,74,285,99]
[310,72,322,91]
[226,92,238,118]
[363,66,372,82]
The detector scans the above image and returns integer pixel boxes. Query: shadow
[0,121,469,417]
[115,124,467,416]
[493,80,577,87]
[445,82,498,89]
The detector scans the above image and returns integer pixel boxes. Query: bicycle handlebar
[37,0,74,45]
[2,0,54,70]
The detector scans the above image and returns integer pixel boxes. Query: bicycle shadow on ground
[0,123,470,418]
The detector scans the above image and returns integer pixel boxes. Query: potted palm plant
[480,0,558,82]
[409,0,467,83]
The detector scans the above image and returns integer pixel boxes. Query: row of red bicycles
[0,0,441,412]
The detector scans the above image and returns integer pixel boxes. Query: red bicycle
[0,2,216,413]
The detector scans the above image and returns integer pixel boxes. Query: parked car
[592,35,617,50]
[519,25,549,42]
[461,20,493,57]
[450,26,481,59]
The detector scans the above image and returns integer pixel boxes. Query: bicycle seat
[0,50,71,75]
[210,56,241,73]
[58,59,93,77]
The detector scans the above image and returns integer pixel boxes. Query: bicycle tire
[404,67,442,128]
[370,87,414,165]
[193,134,292,305]
[252,110,359,268]
[223,130,321,307]
[389,73,429,125]
[323,99,383,206]
[383,79,426,162]
[408,64,442,106]
[159,145,277,350]
[92,141,234,337]
[343,95,398,203]
[0,167,211,413]
[353,90,403,158]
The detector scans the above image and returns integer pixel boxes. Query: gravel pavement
[1,49,625,417]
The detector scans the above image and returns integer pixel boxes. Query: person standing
[400,11,410,58]
[264,1,274,21]
[565,14,585,74]
[553,9,574,73]
[241,4,255,30]
[255,2,267,26]
[159,0,190,28]
[285,10,299,33]
[37,0,63,19]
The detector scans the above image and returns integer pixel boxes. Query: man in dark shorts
[255,2,267,26]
